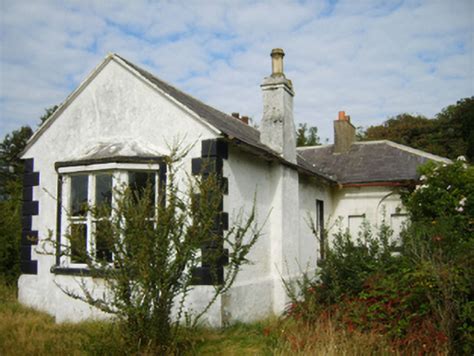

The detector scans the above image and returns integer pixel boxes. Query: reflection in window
[71,175,88,216]
[95,173,113,210]
[70,223,87,263]
[129,171,156,211]
[95,220,113,262]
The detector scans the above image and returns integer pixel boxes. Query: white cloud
[1,0,472,142]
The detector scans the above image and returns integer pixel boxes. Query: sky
[0,0,473,143]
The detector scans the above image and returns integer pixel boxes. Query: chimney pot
[271,48,285,76]
[231,112,240,119]
[338,111,346,121]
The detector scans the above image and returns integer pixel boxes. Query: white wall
[298,175,333,270]
[330,186,407,242]
[222,147,274,323]
[18,58,219,323]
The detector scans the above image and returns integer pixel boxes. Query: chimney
[260,48,297,163]
[334,110,355,153]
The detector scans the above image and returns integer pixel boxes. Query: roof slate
[24,53,449,185]
[298,141,449,184]
[116,55,269,150]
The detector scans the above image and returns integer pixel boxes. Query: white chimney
[260,48,297,164]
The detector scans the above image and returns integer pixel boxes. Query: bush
[284,219,397,320]
[41,146,262,353]
[287,159,473,354]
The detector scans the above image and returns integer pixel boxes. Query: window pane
[71,175,88,216]
[129,171,156,207]
[95,220,113,263]
[70,223,87,263]
[96,173,112,210]
[316,199,325,259]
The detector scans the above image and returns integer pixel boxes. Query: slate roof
[116,55,334,182]
[116,55,271,153]
[298,141,451,184]
[23,53,450,185]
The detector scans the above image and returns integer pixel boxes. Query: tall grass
[0,282,124,355]
[0,281,402,355]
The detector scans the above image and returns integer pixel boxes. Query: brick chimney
[260,48,296,163]
[334,111,355,153]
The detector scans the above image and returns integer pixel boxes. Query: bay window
[56,162,161,269]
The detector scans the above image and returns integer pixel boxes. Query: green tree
[435,97,474,162]
[43,146,263,353]
[0,105,57,284]
[362,113,435,149]
[0,126,33,284]
[296,123,320,147]
[39,105,59,125]
[359,97,474,162]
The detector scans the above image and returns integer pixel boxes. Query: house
[18,49,450,326]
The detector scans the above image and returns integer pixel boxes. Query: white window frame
[58,163,160,268]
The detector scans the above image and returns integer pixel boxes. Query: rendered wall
[330,186,408,242]
[18,58,222,324]
[298,175,333,270]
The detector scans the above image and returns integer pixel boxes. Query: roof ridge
[356,139,451,162]
[113,54,261,136]
[297,144,332,150]
[383,140,452,163]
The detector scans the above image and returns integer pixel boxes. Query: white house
[18,49,450,326]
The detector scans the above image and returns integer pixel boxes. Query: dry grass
[0,283,124,356]
[0,282,423,355]
[272,317,396,356]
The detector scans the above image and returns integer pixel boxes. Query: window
[60,168,159,267]
[348,214,366,238]
[316,199,325,259]
[390,213,408,243]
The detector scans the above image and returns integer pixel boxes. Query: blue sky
[1,0,473,142]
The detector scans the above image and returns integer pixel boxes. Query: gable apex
[21,53,116,157]
[22,53,229,157]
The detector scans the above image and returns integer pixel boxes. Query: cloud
[1,0,472,142]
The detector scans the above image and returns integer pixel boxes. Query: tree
[43,146,263,353]
[0,126,33,283]
[362,113,435,148]
[359,97,474,162]
[0,126,33,195]
[0,105,57,284]
[39,105,59,125]
[435,97,474,162]
[296,123,320,147]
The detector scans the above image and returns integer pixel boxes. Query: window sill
[51,266,92,276]
[50,265,112,277]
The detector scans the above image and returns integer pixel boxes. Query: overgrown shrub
[284,219,398,320]
[41,146,263,353]
[287,159,473,354]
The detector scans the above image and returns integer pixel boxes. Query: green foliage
[360,97,474,162]
[39,105,59,125]
[296,123,320,147]
[0,126,33,284]
[402,159,473,228]
[0,105,56,285]
[0,180,22,285]
[284,219,397,321]
[288,160,473,354]
[0,126,33,196]
[42,146,262,353]
[314,219,397,305]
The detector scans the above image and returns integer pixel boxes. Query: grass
[0,282,399,355]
